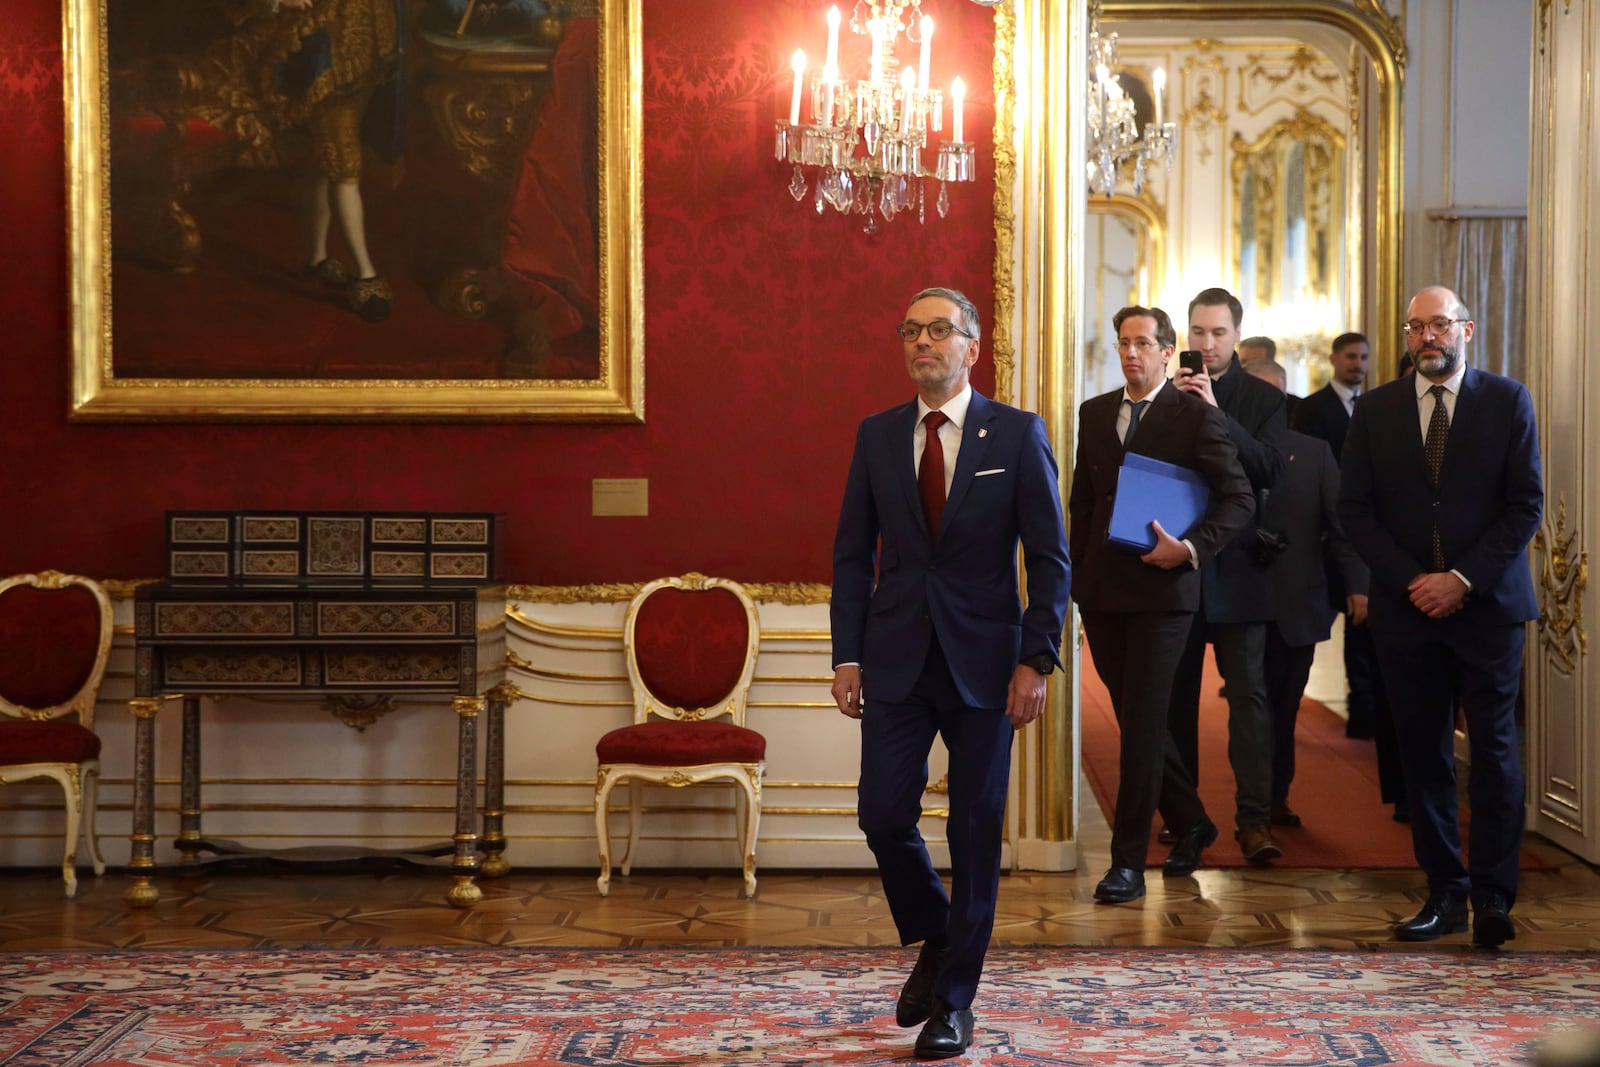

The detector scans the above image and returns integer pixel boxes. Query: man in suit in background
[1295,332,1407,818]
[831,286,1071,1056]
[1339,286,1542,948]
[1245,358,1369,827]
[1072,305,1253,903]
[1169,287,1288,863]
[1239,336,1300,422]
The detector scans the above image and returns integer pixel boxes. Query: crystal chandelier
[775,2,977,233]
[1086,0,1175,197]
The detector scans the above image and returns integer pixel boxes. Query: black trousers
[1082,609,1209,870]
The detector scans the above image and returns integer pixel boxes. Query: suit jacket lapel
[890,400,926,534]
[1132,383,1181,448]
[940,391,996,535]
[1441,366,1481,483]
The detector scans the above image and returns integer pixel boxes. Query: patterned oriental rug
[4,946,1597,1066]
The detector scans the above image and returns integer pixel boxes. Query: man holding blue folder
[1070,305,1253,903]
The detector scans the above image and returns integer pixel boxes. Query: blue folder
[1106,453,1211,553]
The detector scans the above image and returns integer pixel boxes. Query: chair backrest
[0,572,114,729]
[623,574,758,726]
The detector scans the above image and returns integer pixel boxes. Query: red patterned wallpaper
[0,0,996,585]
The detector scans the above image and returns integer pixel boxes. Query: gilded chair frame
[595,574,762,897]
[0,571,114,897]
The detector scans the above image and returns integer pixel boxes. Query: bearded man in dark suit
[1071,305,1253,904]
[1339,286,1543,948]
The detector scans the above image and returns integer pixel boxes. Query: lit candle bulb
[951,77,965,142]
[789,50,806,126]
[869,20,883,85]
[824,6,840,75]
[1152,66,1166,126]
[918,16,934,93]
[900,66,916,134]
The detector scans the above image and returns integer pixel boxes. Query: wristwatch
[1021,653,1055,676]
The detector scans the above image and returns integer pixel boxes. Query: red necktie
[919,410,950,538]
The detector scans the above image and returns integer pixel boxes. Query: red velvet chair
[0,572,113,897]
[595,574,764,897]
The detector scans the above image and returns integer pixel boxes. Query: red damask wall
[0,0,996,584]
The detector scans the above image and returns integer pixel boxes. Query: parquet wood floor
[4,808,1596,954]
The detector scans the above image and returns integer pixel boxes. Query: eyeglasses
[897,319,974,342]
[1116,338,1163,353]
[1401,317,1466,335]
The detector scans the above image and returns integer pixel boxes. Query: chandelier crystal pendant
[1086,1,1175,197]
[775,2,977,233]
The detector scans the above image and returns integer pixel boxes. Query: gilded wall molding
[991,0,1018,405]
[1534,496,1588,675]
[507,581,830,605]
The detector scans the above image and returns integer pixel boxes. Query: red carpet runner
[1079,648,1553,870]
[3,945,1594,1066]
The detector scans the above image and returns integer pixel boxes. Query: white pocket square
[974,468,1006,477]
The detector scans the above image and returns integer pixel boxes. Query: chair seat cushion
[596,720,765,766]
[0,720,101,764]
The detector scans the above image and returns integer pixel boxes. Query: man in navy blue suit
[831,286,1070,1058]
[1339,285,1543,948]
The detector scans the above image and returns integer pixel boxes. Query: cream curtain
[1432,213,1527,381]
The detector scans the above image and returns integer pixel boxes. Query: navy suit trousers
[1373,618,1526,906]
[857,637,1014,1011]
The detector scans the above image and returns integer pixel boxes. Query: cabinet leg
[124,698,161,908]
[447,696,485,907]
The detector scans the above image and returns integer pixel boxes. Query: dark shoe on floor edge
[1269,802,1302,827]
[1093,866,1146,904]
[1396,894,1468,941]
[1472,896,1515,948]
[914,1002,975,1059]
[1156,825,1176,845]
[1162,818,1219,877]
[1235,823,1282,864]
[1393,804,1411,824]
[896,941,948,1027]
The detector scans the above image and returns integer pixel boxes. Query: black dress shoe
[896,941,948,1027]
[1396,895,1468,941]
[914,1002,975,1059]
[1472,895,1515,948]
[1393,804,1410,824]
[1161,818,1219,877]
[1156,825,1176,845]
[1093,866,1146,904]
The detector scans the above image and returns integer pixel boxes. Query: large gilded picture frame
[64,0,642,421]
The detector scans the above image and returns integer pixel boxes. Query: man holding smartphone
[1168,287,1288,865]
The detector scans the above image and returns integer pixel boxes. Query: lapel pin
[978,428,988,438]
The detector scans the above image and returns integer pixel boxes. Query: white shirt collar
[918,383,974,427]
[1414,362,1467,400]
[1330,379,1360,404]
[1121,377,1167,405]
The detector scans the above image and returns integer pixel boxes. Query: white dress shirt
[1116,377,1167,442]
[1331,379,1360,415]
[915,384,973,499]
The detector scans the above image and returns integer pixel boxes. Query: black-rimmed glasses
[897,319,974,342]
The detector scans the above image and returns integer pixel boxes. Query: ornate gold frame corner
[63,0,642,422]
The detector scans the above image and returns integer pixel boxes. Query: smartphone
[1178,350,1205,376]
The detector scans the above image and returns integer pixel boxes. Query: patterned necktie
[919,410,950,539]
[1425,384,1449,569]
[1123,399,1149,448]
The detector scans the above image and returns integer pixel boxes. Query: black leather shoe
[1396,895,1468,941]
[1393,804,1410,824]
[1156,825,1176,845]
[896,942,948,1027]
[1093,866,1146,904]
[1472,895,1515,948]
[1269,803,1302,828]
[1161,818,1219,877]
[914,1002,975,1059]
